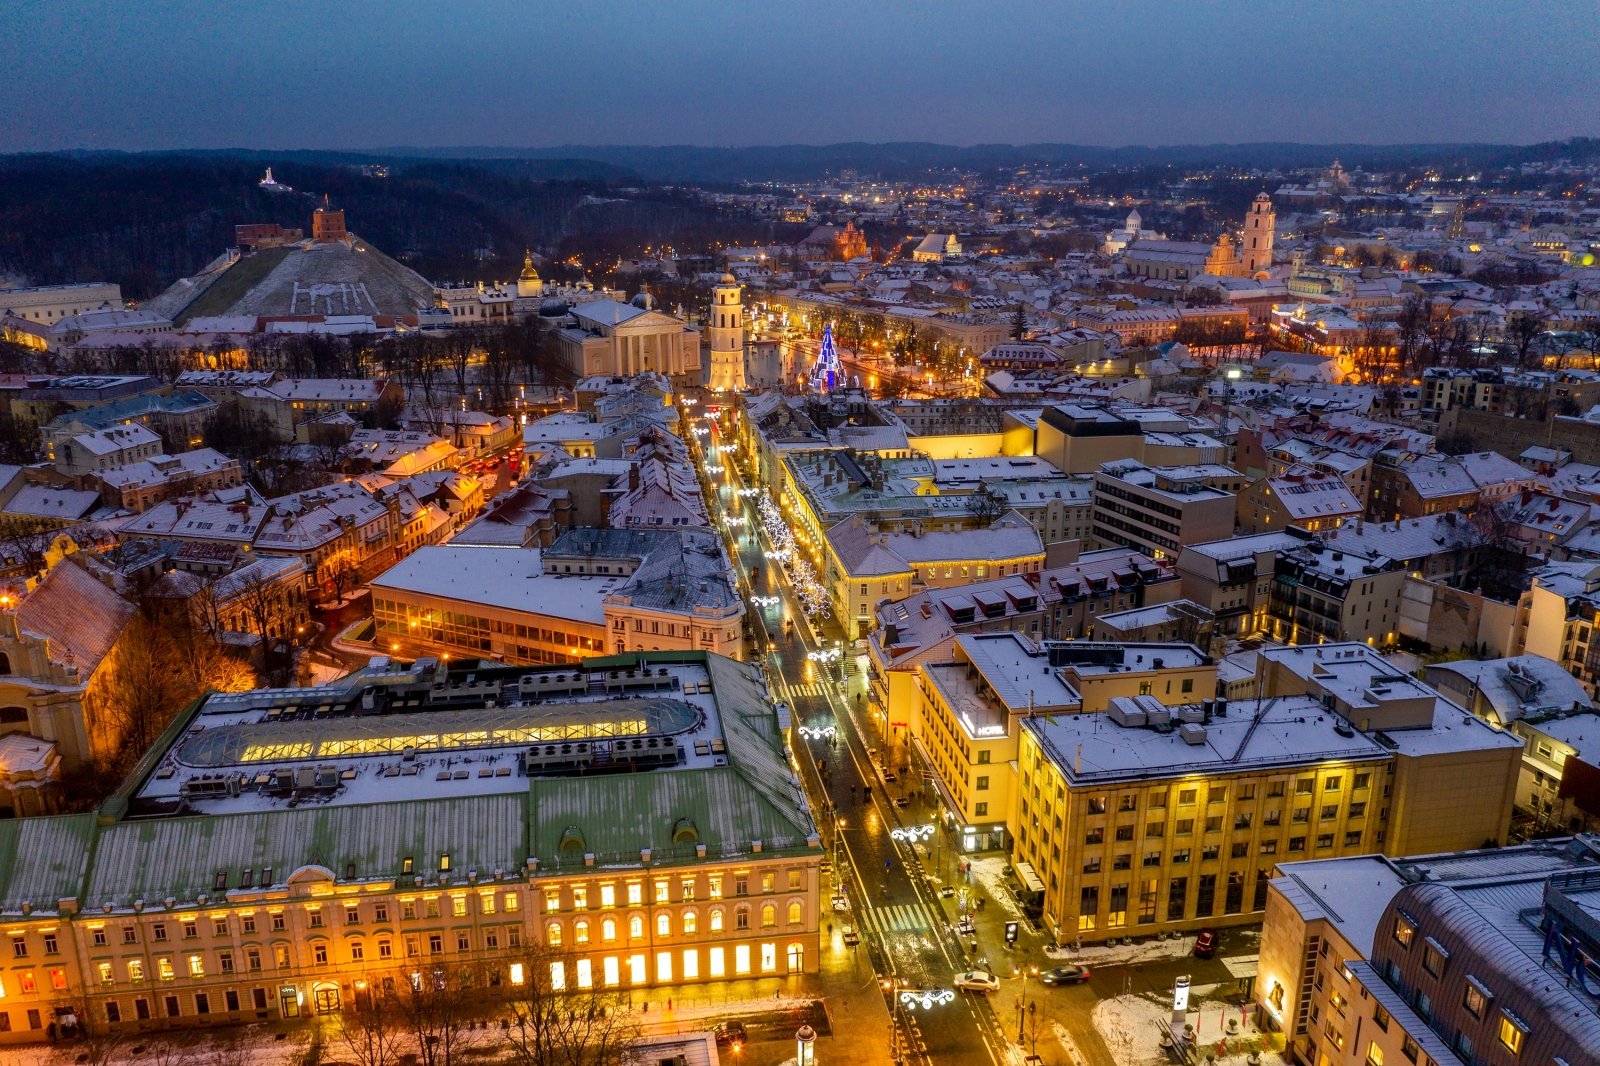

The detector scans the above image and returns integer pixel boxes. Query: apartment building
[867,550,1179,737]
[1090,461,1239,561]
[1517,561,1600,697]
[1237,466,1363,535]
[824,512,1045,640]
[0,652,821,1045]
[1267,540,1408,648]
[1176,531,1304,639]
[1009,643,1520,946]
[1259,836,1600,1066]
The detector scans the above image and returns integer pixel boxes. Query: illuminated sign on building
[1542,918,1600,998]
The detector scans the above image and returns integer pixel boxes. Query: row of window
[1390,915,1529,1058]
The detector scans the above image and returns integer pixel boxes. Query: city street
[698,413,1011,1066]
[695,409,1264,1066]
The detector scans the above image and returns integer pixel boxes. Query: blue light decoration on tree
[810,324,842,394]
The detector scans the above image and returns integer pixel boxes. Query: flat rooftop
[131,656,745,818]
[1026,694,1391,784]
[371,545,620,622]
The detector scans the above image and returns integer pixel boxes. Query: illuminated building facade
[1011,643,1520,945]
[1259,836,1600,1066]
[0,652,821,1045]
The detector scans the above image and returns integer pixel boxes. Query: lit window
[1496,1012,1526,1055]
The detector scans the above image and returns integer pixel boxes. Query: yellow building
[0,652,820,1045]
[909,634,1215,854]
[1010,642,1521,945]
[824,512,1045,639]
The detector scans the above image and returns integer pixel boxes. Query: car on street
[883,770,898,783]
[955,917,975,936]
[893,796,911,808]
[1040,965,1092,985]
[841,924,860,945]
[1193,928,1219,958]
[954,970,1000,993]
[831,894,849,912]
[713,1022,748,1051]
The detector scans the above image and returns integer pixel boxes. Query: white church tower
[706,272,746,392]
[1244,192,1276,276]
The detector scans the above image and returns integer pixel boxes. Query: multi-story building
[1259,836,1600,1066]
[823,512,1046,639]
[1268,539,1408,648]
[908,634,1215,855]
[1090,461,1238,561]
[1010,642,1521,946]
[1515,560,1600,697]
[1176,531,1304,639]
[1237,466,1363,534]
[1426,654,1600,833]
[0,552,137,777]
[0,652,821,1045]
[372,528,744,665]
[0,282,122,326]
[53,424,163,477]
[94,449,244,512]
[867,550,1178,738]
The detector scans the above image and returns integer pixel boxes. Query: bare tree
[388,964,484,1066]
[500,947,641,1066]
[334,982,406,1066]
[98,610,189,770]
[47,989,124,1066]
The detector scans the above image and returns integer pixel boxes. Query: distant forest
[0,155,744,301]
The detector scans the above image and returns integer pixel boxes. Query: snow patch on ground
[1043,933,1196,966]
[1092,987,1286,1066]
[1051,1020,1090,1066]
[966,855,1023,919]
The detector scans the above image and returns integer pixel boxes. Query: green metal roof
[0,814,95,911]
[85,795,527,906]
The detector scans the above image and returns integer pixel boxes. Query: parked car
[831,894,849,912]
[893,796,912,808]
[1193,928,1218,958]
[713,1022,748,1050]
[1040,964,1092,985]
[841,924,860,945]
[954,970,1000,993]
[955,917,975,936]
[883,770,898,783]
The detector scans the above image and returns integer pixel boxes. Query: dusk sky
[3,0,1596,153]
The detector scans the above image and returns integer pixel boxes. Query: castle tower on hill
[1244,192,1276,275]
[706,272,746,393]
[312,199,347,243]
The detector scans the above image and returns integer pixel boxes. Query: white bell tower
[706,272,746,392]
[1244,193,1276,276]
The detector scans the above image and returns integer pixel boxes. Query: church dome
[631,291,655,310]
[719,271,737,285]
[519,250,541,281]
[538,298,571,317]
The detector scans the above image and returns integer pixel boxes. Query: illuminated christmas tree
[809,324,842,393]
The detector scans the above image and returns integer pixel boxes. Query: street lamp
[796,1024,816,1066]
[1015,964,1039,1043]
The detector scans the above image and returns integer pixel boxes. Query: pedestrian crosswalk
[778,681,834,701]
[854,903,933,936]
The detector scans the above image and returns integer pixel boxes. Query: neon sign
[1542,919,1600,998]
